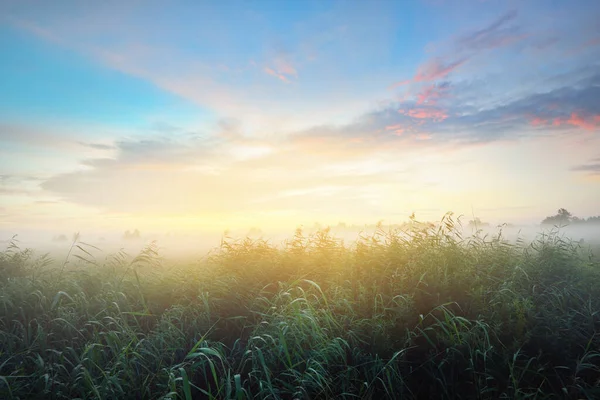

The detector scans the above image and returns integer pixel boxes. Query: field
[1,214,600,399]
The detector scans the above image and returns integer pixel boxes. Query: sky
[1,0,600,242]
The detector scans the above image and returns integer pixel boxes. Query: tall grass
[1,213,599,399]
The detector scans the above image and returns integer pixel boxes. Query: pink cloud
[530,117,546,126]
[389,57,467,88]
[388,80,411,90]
[385,124,404,136]
[264,67,290,83]
[415,83,451,105]
[416,85,436,105]
[566,113,598,130]
[400,108,448,122]
[264,57,298,83]
[276,60,298,77]
[529,112,600,131]
[389,11,528,90]
[385,124,403,130]
[414,57,468,82]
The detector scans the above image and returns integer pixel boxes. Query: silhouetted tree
[123,229,141,240]
[542,210,600,225]
[468,218,490,228]
[541,208,573,226]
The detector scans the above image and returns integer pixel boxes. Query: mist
[3,213,599,265]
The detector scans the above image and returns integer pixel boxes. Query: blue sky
[1,0,599,236]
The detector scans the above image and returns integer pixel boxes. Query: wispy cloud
[6,15,62,43]
[38,128,425,218]
[77,142,117,150]
[399,107,448,122]
[4,4,397,133]
[0,174,46,198]
[571,157,600,175]
[384,124,405,135]
[264,67,291,83]
[456,9,523,52]
[415,57,469,83]
[357,69,600,147]
[391,9,526,88]
[264,53,298,83]
[415,82,451,105]
[529,112,600,131]
[390,58,466,88]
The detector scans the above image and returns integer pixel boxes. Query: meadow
[1,213,599,399]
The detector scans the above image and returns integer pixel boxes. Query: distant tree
[52,234,68,242]
[541,208,573,226]
[542,210,600,225]
[468,218,490,228]
[123,229,141,240]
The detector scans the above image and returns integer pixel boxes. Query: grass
[1,213,599,399]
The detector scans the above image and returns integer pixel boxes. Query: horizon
[1,0,600,240]
[3,210,600,262]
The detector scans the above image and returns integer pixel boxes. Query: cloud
[0,174,44,197]
[456,9,523,52]
[0,123,82,149]
[451,69,600,137]
[275,59,297,77]
[6,15,62,43]
[38,129,422,217]
[413,133,433,141]
[571,157,600,175]
[385,124,405,135]
[5,5,398,134]
[78,142,116,150]
[400,107,448,122]
[414,57,469,83]
[416,82,451,105]
[391,9,527,88]
[529,112,600,131]
[0,187,33,196]
[39,137,245,214]
[356,69,600,146]
[390,58,466,88]
[264,67,291,83]
[0,174,42,184]
[29,67,596,193]
[261,43,300,84]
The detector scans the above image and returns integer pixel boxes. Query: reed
[1,214,599,399]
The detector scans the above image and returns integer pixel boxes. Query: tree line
[541,208,600,226]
